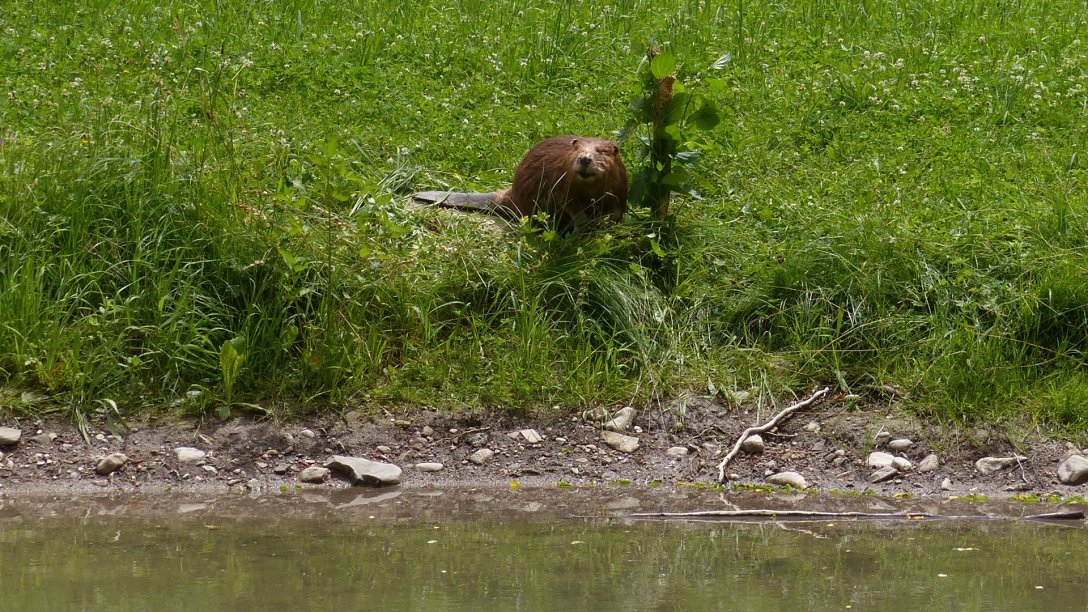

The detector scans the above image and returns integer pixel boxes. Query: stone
[975,456,1025,475]
[0,427,21,446]
[415,462,444,472]
[520,429,543,444]
[95,453,128,476]
[468,449,494,465]
[941,478,954,491]
[869,466,899,483]
[666,446,689,458]
[300,429,316,439]
[803,421,821,433]
[887,439,914,451]
[376,445,392,453]
[468,432,489,447]
[918,454,940,473]
[603,407,637,432]
[202,465,218,474]
[766,471,808,488]
[867,451,895,469]
[29,432,57,444]
[1057,455,1088,485]
[740,434,765,454]
[421,426,435,437]
[174,447,206,463]
[601,431,640,453]
[325,455,402,486]
[730,390,751,404]
[891,457,913,472]
[299,466,331,483]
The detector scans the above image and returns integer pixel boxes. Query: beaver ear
[570,138,579,147]
[611,145,619,155]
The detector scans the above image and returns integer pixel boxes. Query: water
[2,487,1085,611]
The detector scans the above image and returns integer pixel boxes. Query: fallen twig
[629,509,1086,522]
[717,387,831,482]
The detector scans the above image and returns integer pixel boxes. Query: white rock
[917,454,940,473]
[666,446,689,458]
[887,439,914,451]
[95,453,128,476]
[975,456,1025,475]
[891,457,913,472]
[603,407,637,432]
[803,421,821,433]
[1057,455,1088,485]
[870,466,898,483]
[468,449,494,465]
[421,426,435,437]
[520,429,543,444]
[941,478,954,491]
[766,471,808,488]
[202,465,218,474]
[867,451,895,468]
[175,447,206,463]
[601,431,640,453]
[0,427,22,446]
[300,429,316,439]
[324,455,402,485]
[740,434,765,454]
[299,466,331,483]
[415,462,444,472]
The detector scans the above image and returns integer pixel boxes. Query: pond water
[2,487,1085,611]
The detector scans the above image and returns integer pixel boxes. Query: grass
[1,1,1087,434]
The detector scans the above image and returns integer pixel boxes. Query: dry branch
[717,387,831,483]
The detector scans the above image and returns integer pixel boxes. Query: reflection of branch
[716,387,831,482]
[630,509,1086,522]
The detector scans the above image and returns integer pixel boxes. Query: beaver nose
[577,155,592,168]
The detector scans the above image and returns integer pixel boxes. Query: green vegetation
[2,1,1087,430]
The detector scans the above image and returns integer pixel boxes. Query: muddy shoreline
[1,394,1085,503]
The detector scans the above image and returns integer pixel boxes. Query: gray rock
[0,427,21,446]
[376,445,392,453]
[300,429,316,439]
[520,429,543,444]
[891,457,913,472]
[603,407,637,432]
[415,462,444,472]
[601,431,640,453]
[174,447,206,463]
[740,434,765,454]
[975,456,1025,475]
[873,431,892,445]
[468,432,489,447]
[917,454,940,473]
[325,455,402,486]
[299,466,331,483]
[730,390,751,404]
[941,478,954,491]
[887,439,914,451]
[29,432,57,444]
[870,466,899,483]
[666,446,689,458]
[1057,455,1088,485]
[766,471,808,488]
[867,451,895,468]
[803,421,821,433]
[468,449,494,465]
[95,453,128,476]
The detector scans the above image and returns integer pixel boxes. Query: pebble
[803,421,820,433]
[520,429,543,444]
[273,463,289,475]
[468,432,489,447]
[891,457,913,472]
[468,449,494,465]
[94,453,128,476]
[740,434,764,454]
[601,431,639,453]
[299,466,331,483]
[300,429,316,439]
[0,427,21,446]
[887,439,913,451]
[869,466,899,483]
[766,471,808,488]
[376,445,392,453]
[415,462,444,472]
[1057,455,1088,485]
[917,454,940,473]
[941,478,954,491]
[325,455,402,486]
[603,407,637,433]
[975,456,1025,475]
[421,426,435,437]
[666,446,689,458]
[174,447,206,463]
[867,452,895,469]
[202,465,218,474]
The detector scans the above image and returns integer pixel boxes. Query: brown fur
[494,136,628,231]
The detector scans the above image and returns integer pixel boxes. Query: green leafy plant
[219,335,247,417]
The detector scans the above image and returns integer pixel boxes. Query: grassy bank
[2,1,1086,431]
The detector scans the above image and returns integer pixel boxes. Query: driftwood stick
[717,387,831,483]
[629,509,1086,522]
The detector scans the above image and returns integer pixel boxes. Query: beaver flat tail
[412,191,498,210]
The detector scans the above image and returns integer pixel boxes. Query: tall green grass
[2,0,1087,430]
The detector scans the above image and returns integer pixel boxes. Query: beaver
[413,136,628,232]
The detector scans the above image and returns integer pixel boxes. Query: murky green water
[2,488,1085,611]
